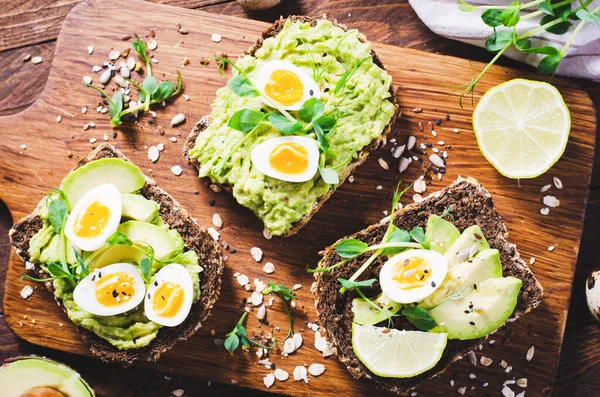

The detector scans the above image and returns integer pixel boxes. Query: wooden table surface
[0,1,598,396]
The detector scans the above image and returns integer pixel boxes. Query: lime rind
[472,78,571,179]
[352,323,447,378]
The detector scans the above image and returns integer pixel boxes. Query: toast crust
[310,177,543,395]
[9,143,224,365]
[183,15,400,237]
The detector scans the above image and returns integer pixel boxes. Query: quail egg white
[256,60,320,110]
[586,270,600,323]
[64,183,122,252]
[379,249,448,304]
[251,136,320,182]
[73,263,145,316]
[144,264,194,327]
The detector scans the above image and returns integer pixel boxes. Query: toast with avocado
[9,143,224,365]
[184,15,399,237]
[310,177,542,395]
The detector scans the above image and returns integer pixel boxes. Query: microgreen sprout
[263,282,295,340]
[224,312,277,355]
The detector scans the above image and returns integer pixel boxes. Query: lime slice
[472,78,571,179]
[352,323,447,378]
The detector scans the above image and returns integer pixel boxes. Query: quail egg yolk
[73,201,111,238]
[152,282,185,318]
[269,142,309,175]
[264,69,304,106]
[95,272,137,307]
[391,256,432,290]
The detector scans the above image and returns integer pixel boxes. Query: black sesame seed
[439,168,446,174]
[209,200,216,206]
[435,118,442,126]
[148,119,153,125]
[309,89,314,96]
[112,290,119,298]
[322,53,327,57]
[110,70,116,77]
[445,114,450,121]
[424,269,429,274]
[147,293,151,299]
[469,304,474,309]
[193,190,200,195]
[474,284,478,290]
[112,132,118,139]
[92,275,96,281]
[464,310,470,314]
[98,272,102,278]
[469,321,475,325]
[103,100,109,106]
[324,87,330,93]
[154,281,158,287]
[230,248,237,254]
[431,281,436,287]
[426,143,433,148]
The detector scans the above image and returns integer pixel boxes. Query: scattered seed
[453,128,460,133]
[437,140,445,146]
[407,135,417,151]
[501,386,515,397]
[540,184,552,193]
[308,363,326,376]
[171,113,185,126]
[431,130,437,138]
[457,387,466,395]
[120,66,131,78]
[378,158,389,170]
[293,366,309,383]
[526,345,535,361]
[467,351,477,366]
[32,56,43,64]
[263,262,275,274]
[418,121,424,132]
[553,176,563,189]
[412,108,422,113]
[20,285,33,299]
[251,247,263,262]
[148,39,158,51]
[429,154,445,168]
[274,368,289,381]
[399,157,411,173]
[212,213,223,228]
[87,45,94,55]
[392,144,406,158]
[530,257,536,265]
[256,304,267,320]
[540,207,550,215]
[480,356,492,366]
[413,194,423,203]
[100,69,111,84]
[413,177,427,193]
[543,195,560,208]
[23,54,31,62]
[211,33,222,43]
[56,115,62,123]
[517,378,528,388]
[170,165,183,176]
[263,373,275,389]
[263,228,272,240]
[548,245,555,251]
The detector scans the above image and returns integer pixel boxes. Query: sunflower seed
[148,39,158,51]
[530,257,536,265]
[211,33,222,43]
[81,106,88,114]
[540,184,552,193]
[308,363,326,376]
[32,56,43,64]
[429,154,445,168]
[127,56,136,70]
[392,144,405,158]
[109,50,121,60]
[212,213,223,228]
[407,135,417,150]
[87,45,94,55]
[56,115,62,123]
[378,158,389,170]
[256,304,266,320]
[526,345,535,361]
[171,113,185,126]
[414,177,427,193]
[100,69,111,84]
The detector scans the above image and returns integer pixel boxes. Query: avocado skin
[0,356,95,397]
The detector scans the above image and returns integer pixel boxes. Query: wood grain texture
[0,1,597,396]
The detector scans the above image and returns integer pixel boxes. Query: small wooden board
[1,0,596,395]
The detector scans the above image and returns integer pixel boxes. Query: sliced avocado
[121,193,159,223]
[424,215,460,254]
[444,225,489,268]
[428,277,522,340]
[88,245,145,271]
[420,248,503,309]
[61,158,145,208]
[118,220,184,260]
[352,293,402,326]
[0,356,95,397]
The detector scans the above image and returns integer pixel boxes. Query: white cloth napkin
[408,0,600,80]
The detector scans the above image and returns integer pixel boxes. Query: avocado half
[0,356,95,397]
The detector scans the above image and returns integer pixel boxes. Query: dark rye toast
[310,177,543,395]
[9,143,224,366]
[183,15,400,237]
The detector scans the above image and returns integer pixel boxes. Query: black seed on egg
[324,87,329,92]
[322,53,327,57]
[310,89,314,96]
[474,284,478,290]
[154,281,158,286]
[464,310,470,314]
[431,281,436,287]
[469,321,475,325]
[147,293,151,299]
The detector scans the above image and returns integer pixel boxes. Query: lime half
[472,78,571,179]
[352,323,447,378]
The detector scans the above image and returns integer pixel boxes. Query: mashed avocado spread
[28,194,201,350]
[189,19,395,236]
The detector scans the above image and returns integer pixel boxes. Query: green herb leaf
[337,277,377,290]
[227,74,259,98]
[262,282,294,301]
[47,198,68,234]
[132,35,149,65]
[268,112,302,134]
[538,0,555,16]
[499,2,522,27]
[401,306,437,331]
[314,115,336,134]
[142,76,158,96]
[312,122,330,153]
[519,44,559,56]
[109,91,124,120]
[576,9,600,27]
[484,31,513,52]
[537,53,562,75]
[481,9,504,27]
[47,263,74,279]
[319,167,339,185]
[227,109,265,133]
[381,227,411,256]
[153,81,175,102]
[334,57,370,94]
[107,231,133,246]
[540,14,572,34]
[299,98,325,123]
[73,249,88,280]
[335,238,368,259]
[224,333,240,355]
[140,257,151,283]
[410,226,426,245]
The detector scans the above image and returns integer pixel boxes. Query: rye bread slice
[8,143,224,366]
[311,177,543,395]
[183,15,400,237]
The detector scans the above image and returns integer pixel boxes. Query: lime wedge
[352,323,447,378]
[472,78,570,179]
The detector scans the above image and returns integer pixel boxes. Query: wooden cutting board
[1,0,596,395]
